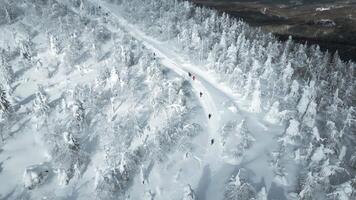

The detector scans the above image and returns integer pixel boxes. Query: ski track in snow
[93,0,283,198]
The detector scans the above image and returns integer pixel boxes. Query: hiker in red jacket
[192,75,196,81]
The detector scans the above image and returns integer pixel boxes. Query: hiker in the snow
[192,75,196,81]
[208,113,212,119]
[153,53,156,60]
[200,92,203,97]
[140,165,148,184]
[211,139,214,145]
[188,72,192,77]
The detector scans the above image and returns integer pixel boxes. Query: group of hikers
[152,53,215,146]
[188,72,211,118]
[188,71,215,146]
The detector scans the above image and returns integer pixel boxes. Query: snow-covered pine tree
[280,119,300,147]
[264,101,282,124]
[249,79,262,113]
[297,80,316,119]
[64,33,83,66]
[239,119,255,149]
[224,169,256,200]
[224,42,238,74]
[260,56,277,107]
[281,62,294,95]
[223,119,256,163]
[0,84,11,141]
[256,187,268,200]
[0,55,14,89]
[340,107,355,141]
[0,84,11,115]
[301,99,317,129]
[19,39,34,61]
[33,86,50,118]
[48,33,61,55]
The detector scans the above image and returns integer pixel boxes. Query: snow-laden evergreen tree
[0,55,14,89]
[256,187,268,200]
[280,119,300,147]
[47,32,61,55]
[264,101,283,124]
[19,39,34,61]
[297,81,316,117]
[224,42,238,74]
[222,119,255,164]
[238,119,255,149]
[284,80,300,109]
[249,79,262,113]
[302,100,317,128]
[0,84,11,141]
[0,84,11,115]
[281,62,294,95]
[33,86,50,127]
[63,33,83,66]
[224,169,256,200]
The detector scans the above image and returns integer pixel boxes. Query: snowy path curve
[91,1,282,198]
[92,1,226,166]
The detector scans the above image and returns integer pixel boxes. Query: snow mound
[23,163,51,190]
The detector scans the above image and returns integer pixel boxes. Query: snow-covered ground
[0,0,354,199]
[94,2,286,199]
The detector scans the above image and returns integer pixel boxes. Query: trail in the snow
[0,124,48,196]
[94,0,224,169]
[92,0,282,198]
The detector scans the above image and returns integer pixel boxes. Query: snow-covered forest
[0,0,355,199]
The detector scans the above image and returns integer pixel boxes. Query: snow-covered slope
[0,0,355,200]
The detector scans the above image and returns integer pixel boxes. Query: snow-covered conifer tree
[302,100,317,128]
[284,80,300,108]
[256,187,268,200]
[223,119,255,163]
[33,86,50,118]
[281,62,294,95]
[0,85,11,141]
[48,33,61,55]
[265,101,282,124]
[225,43,238,74]
[238,119,255,149]
[249,80,262,113]
[0,57,14,89]
[0,85,11,115]
[19,39,34,60]
[297,81,315,118]
[280,119,300,147]
[224,170,256,200]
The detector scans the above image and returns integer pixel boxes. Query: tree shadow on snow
[196,165,211,200]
